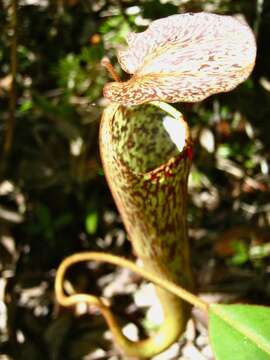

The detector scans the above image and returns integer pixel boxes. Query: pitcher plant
[55,12,256,359]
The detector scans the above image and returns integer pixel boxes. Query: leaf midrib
[211,305,270,356]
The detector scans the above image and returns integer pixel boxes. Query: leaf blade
[209,304,270,360]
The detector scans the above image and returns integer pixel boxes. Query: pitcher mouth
[110,103,190,175]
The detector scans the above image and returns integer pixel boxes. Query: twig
[1,0,17,176]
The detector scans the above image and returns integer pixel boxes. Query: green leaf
[209,304,270,360]
[229,241,249,266]
[85,211,98,235]
[19,99,33,113]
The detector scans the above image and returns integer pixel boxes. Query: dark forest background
[0,1,270,359]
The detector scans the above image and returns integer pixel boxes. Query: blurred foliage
[0,0,270,359]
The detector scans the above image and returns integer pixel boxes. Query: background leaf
[209,304,270,360]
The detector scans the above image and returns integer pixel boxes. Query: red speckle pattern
[104,12,256,105]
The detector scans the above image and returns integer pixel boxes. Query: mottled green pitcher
[100,102,193,357]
